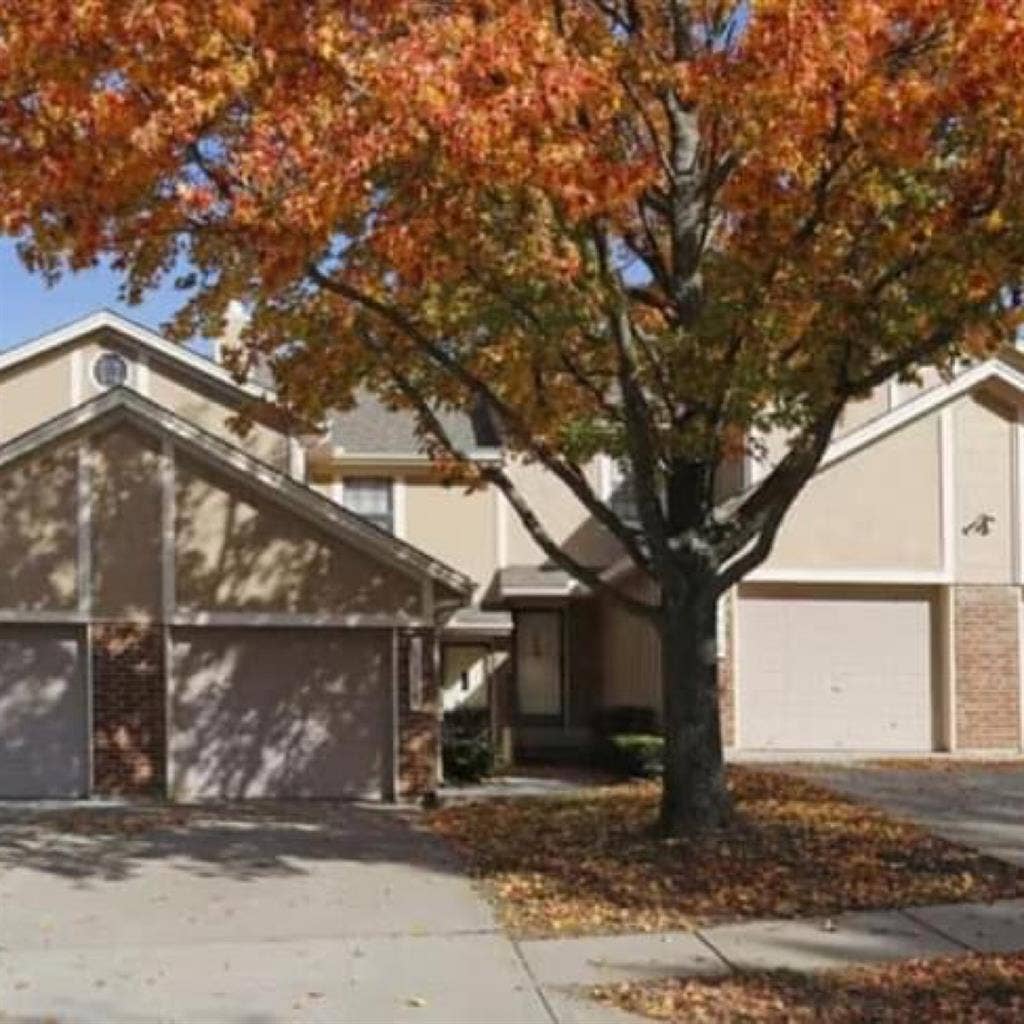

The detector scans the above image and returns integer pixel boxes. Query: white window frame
[339,476,396,534]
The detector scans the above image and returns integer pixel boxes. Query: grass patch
[594,953,1024,1023]
[428,767,1024,937]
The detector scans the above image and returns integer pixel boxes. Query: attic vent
[93,351,129,388]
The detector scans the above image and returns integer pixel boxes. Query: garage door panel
[0,626,88,798]
[739,588,934,752]
[169,628,390,800]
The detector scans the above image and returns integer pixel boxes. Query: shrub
[443,705,493,783]
[603,733,664,778]
[443,735,493,783]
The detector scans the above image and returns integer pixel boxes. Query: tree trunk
[659,584,730,835]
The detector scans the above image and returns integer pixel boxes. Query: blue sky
[0,238,186,352]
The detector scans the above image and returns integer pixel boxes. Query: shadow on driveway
[0,800,459,883]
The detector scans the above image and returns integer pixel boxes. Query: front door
[516,611,563,719]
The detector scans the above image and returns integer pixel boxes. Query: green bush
[443,735,493,783]
[604,733,664,778]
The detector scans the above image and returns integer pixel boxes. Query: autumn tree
[3,1,1024,832]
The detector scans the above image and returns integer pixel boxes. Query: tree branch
[307,262,653,574]
[356,328,658,620]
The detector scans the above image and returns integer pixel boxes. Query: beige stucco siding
[169,627,390,799]
[836,385,890,437]
[0,444,79,612]
[954,393,1015,584]
[506,459,618,568]
[174,453,422,617]
[90,426,164,619]
[0,350,71,444]
[145,360,289,469]
[764,411,943,572]
[599,575,662,714]
[405,480,496,596]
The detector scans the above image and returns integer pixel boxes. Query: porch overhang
[482,566,589,609]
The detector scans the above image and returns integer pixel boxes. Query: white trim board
[314,448,504,468]
[393,477,408,540]
[169,612,431,629]
[76,444,93,616]
[1015,409,1024,585]
[0,608,432,629]
[160,438,177,618]
[1018,590,1024,752]
[747,568,951,585]
[940,406,956,580]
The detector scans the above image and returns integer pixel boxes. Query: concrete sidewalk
[519,898,1024,990]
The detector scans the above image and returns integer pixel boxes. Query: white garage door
[0,625,89,798]
[169,627,392,800]
[738,587,935,751]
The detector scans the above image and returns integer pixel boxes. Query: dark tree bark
[657,571,730,835]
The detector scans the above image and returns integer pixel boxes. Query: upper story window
[93,351,129,389]
[342,477,394,534]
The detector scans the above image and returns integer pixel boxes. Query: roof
[486,566,586,606]
[0,309,273,403]
[0,386,475,600]
[816,352,1024,473]
[442,608,514,639]
[325,391,502,460]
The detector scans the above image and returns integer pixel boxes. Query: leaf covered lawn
[428,767,1024,937]
[594,953,1024,1023]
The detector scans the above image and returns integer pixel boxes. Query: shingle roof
[327,391,501,456]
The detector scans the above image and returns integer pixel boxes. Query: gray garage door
[168,627,392,800]
[0,625,89,798]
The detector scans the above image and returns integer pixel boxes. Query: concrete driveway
[800,764,1024,867]
[0,801,631,1024]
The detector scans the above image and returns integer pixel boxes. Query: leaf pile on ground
[594,953,1024,1023]
[428,767,1024,937]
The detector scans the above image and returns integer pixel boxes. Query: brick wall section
[954,586,1021,750]
[92,623,167,797]
[396,629,440,798]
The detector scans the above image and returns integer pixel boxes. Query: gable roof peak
[0,309,274,402]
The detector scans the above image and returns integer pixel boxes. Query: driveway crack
[898,908,977,953]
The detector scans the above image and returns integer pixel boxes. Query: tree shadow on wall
[168,627,388,802]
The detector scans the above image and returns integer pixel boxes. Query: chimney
[213,300,248,365]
